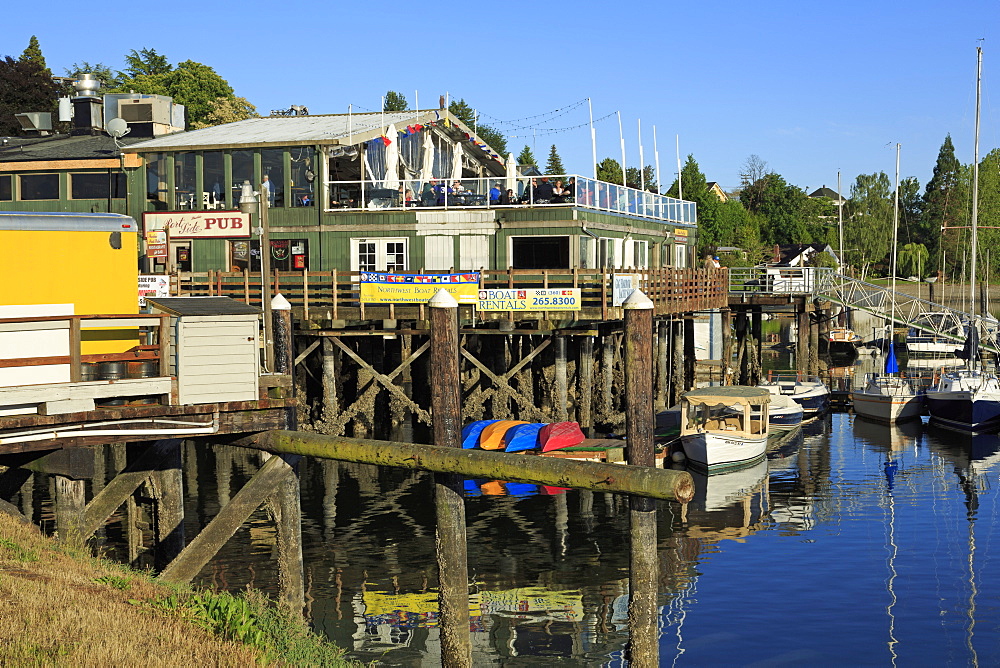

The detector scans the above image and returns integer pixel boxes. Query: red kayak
[539,421,586,452]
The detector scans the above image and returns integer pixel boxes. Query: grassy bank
[0,513,359,667]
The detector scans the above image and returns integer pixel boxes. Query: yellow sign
[477,288,581,311]
[359,271,480,304]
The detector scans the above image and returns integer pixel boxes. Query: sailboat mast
[970,46,982,315]
[892,143,900,320]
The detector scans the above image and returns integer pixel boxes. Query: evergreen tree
[19,36,48,75]
[121,48,172,78]
[922,135,969,277]
[383,91,408,111]
[976,149,1000,283]
[64,62,120,89]
[596,157,623,184]
[518,145,538,167]
[545,145,565,175]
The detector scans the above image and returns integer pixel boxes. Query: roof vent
[72,73,102,98]
[15,112,52,135]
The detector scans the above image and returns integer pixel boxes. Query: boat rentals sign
[359,272,480,304]
[477,288,581,312]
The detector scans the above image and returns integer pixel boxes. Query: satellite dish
[106,117,130,139]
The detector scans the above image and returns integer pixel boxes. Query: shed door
[176,317,259,404]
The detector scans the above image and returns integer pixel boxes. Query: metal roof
[124,110,454,152]
[146,296,261,316]
[0,211,137,232]
[0,134,147,162]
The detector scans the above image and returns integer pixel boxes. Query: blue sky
[8,0,996,196]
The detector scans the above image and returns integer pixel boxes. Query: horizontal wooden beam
[239,430,695,503]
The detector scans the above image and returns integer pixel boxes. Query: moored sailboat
[925,46,1000,433]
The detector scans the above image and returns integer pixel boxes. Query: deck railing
[0,314,170,382]
[320,174,697,225]
[173,267,729,320]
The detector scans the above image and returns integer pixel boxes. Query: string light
[507,111,618,139]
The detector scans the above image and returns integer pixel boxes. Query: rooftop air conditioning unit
[15,112,53,134]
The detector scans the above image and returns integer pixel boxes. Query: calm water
[153,408,999,666]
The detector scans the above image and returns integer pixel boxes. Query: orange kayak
[479,420,528,450]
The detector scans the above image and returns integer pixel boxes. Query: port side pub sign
[143,211,252,238]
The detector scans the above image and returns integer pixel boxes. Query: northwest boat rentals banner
[359,272,480,304]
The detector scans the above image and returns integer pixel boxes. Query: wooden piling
[554,335,569,421]
[263,454,305,617]
[54,475,86,545]
[578,336,594,431]
[683,316,696,393]
[721,309,732,386]
[149,441,185,570]
[428,289,472,668]
[670,319,684,406]
[655,320,668,409]
[796,310,809,370]
[623,291,659,668]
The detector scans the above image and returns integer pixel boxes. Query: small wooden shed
[146,297,260,405]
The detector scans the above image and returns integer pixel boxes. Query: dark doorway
[511,236,570,269]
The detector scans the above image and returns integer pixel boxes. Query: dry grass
[0,514,267,667]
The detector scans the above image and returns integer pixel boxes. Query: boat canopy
[682,386,771,406]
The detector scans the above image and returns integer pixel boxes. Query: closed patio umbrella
[451,142,464,181]
[420,129,435,184]
[505,153,517,194]
[384,124,400,191]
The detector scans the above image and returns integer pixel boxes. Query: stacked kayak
[460,420,587,453]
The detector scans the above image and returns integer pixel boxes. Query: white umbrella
[505,152,517,195]
[451,142,464,181]
[384,124,400,191]
[421,129,435,183]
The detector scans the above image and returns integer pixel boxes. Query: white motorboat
[759,371,830,415]
[680,386,770,473]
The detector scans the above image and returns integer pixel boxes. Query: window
[70,172,126,199]
[261,148,284,207]
[236,239,310,273]
[19,174,59,200]
[0,175,11,201]
[145,153,165,205]
[511,236,570,269]
[203,151,226,208]
[624,239,648,268]
[351,238,409,272]
[598,237,622,269]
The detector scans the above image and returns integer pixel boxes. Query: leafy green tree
[122,48,172,78]
[976,148,1000,283]
[898,243,930,279]
[922,135,969,276]
[897,176,922,247]
[596,157,623,184]
[737,154,770,215]
[383,91,408,111]
[161,60,233,127]
[518,145,538,168]
[845,171,893,279]
[545,145,565,175]
[192,96,259,129]
[448,98,507,155]
[0,55,58,135]
[19,36,48,75]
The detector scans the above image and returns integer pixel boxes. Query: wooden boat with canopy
[680,386,771,473]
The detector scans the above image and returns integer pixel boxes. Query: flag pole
[653,125,661,195]
[589,98,597,180]
[617,111,627,187]
[638,118,645,192]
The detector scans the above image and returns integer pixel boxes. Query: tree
[192,96,259,129]
[922,135,969,276]
[666,155,722,252]
[738,154,770,214]
[898,243,930,279]
[624,166,655,190]
[0,56,58,135]
[19,36,48,75]
[448,97,507,155]
[545,145,565,175]
[64,62,120,89]
[383,91,408,111]
[160,60,234,127]
[976,148,1000,283]
[596,157,623,184]
[122,48,172,78]
[518,145,538,167]
[845,171,893,278]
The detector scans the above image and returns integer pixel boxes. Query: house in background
[772,243,840,268]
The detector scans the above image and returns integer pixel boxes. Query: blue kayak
[504,423,546,452]
[461,420,499,449]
